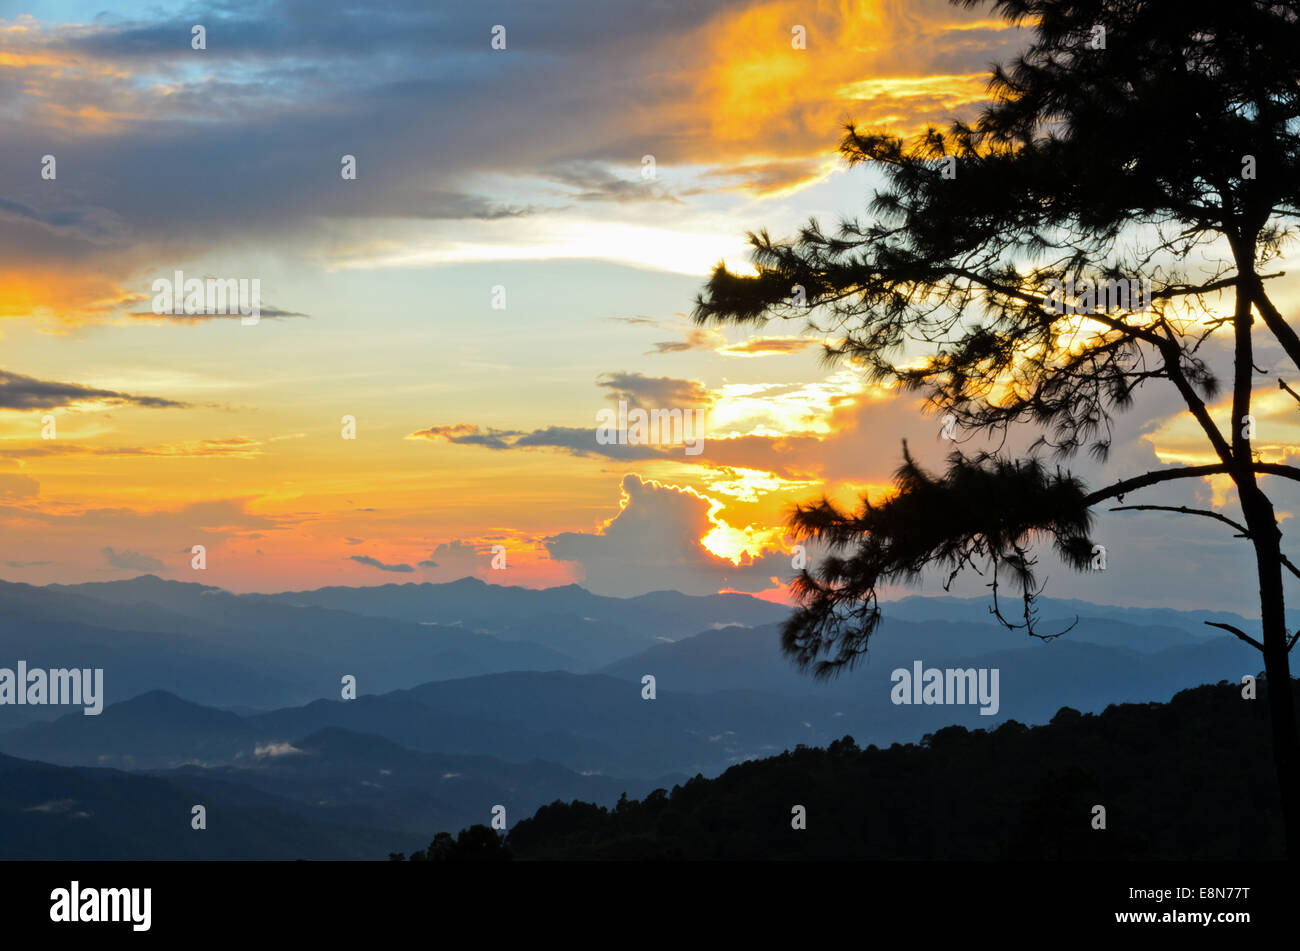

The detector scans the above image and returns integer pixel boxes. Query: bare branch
[1109,504,1300,580]
[1110,503,1249,535]
[1249,283,1300,376]
[1205,621,1264,651]
[1083,462,1300,506]
[985,546,1078,640]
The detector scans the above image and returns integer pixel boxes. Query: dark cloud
[125,306,310,321]
[0,198,127,244]
[0,0,724,258]
[647,328,726,355]
[542,161,681,204]
[0,369,187,410]
[595,371,712,407]
[391,191,540,220]
[605,316,664,327]
[647,340,692,353]
[409,422,692,460]
[348,554,415,573]
[408,424,524,449]
[521,425,696,459]
[0,0,1022,325]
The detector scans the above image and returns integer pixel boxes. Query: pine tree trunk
[1241,490,1300,857]
[1235,257,1300,857]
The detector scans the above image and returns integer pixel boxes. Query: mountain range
[0,572,1285,858]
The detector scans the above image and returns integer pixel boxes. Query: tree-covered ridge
[398,678,1288,861]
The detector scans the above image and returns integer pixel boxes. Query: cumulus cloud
[417,540,489,581]
[545,474,791,596]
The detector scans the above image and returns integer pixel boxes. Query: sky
[0,0,1297,616]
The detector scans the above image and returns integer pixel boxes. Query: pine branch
[1205,621,1264,652]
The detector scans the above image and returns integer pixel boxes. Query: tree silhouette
[402,825,511,862]
[502,685,1291,860]
[694,0,1300,853]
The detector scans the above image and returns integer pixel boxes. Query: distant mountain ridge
[251,576,790,663]
[0,573,1286,860]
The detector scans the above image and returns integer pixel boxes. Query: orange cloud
[717,335,820,357]
[1145,386,1300,476]
[663,0,1014,182]
[0,268,142,323]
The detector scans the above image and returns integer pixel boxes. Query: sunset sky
[1,0,1297,614]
